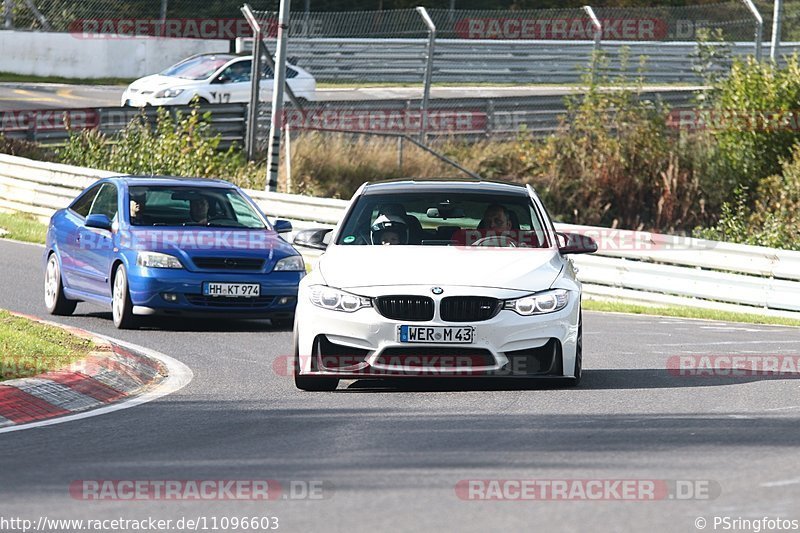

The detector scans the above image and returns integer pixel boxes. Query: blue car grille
[185,295,276,308]
[192,257,265,271]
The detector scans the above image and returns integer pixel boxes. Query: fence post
[741,0,763,61]
[266,0,292,192]
[241,4,262,162]
[397,136,403,173]
[416,6,436,143]
[770,0,783,62]
[3,0,13,29]
[583,6,602,82]
[160,0,168,23]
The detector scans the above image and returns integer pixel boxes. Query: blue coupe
[44,176,305,329]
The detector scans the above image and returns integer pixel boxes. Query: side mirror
[85,214,113,232]
[557,232,598,255]
[293,228,333,250]
[273,219,293,234]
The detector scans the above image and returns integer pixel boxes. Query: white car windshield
[161,56,233,80]
[336,191,550,247]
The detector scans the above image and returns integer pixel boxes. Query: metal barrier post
[742,0,763,61]
[770,0,783,62]
[241,4,262,161]
[266,0,291,192]
[583,6,602,82]
[416,6,436,143]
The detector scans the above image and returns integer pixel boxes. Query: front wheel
[567,312,583,387]
[44,253,77,316]
[112,264,138,329]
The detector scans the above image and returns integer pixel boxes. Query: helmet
[370,214,409,245]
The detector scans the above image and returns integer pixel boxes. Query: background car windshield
[129,186,267,229]
[161,56,231,80]
[336,191,549,247]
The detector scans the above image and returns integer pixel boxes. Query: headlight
[154,88,184,98]
[273,255,305,272]
[504,289,569,316]
[136,251,183,269]
[309,285,371,313]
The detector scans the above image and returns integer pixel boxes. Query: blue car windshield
[128,186,267,229]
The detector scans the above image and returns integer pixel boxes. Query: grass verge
[0,212,47,244]
[0,310,94,381]
[584,299,800,327]
[0,71,133,85]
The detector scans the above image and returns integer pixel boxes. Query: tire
[44,253,77,316]
[112,264,138,330]
[293,332,338,391]
[567,312,583,387]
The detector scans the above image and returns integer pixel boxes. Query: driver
[129,193,146,224]
[370,214,408,245]
[189,196,210,225]
[479,204,513,233]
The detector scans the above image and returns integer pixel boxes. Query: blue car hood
[121,227,298,265]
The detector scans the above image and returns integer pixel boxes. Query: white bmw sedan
[121,53,316,107]
[291,180,597,391]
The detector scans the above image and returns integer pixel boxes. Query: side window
[89,183,118,221]
[221,60,251,83]
[286,66,298,79]
[70,184,102,218]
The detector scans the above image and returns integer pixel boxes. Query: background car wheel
[293,333,338,391]
[112,264,138,330]
[567,312,583,387]
[44,253,77,316]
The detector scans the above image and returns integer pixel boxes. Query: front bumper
[295,287,580,379]
[127,265,303,317]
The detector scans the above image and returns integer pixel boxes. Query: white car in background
[290,179,598,391]
[121,53,316,107]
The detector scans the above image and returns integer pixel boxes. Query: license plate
[398,325,474,344]
[203,282,260,298]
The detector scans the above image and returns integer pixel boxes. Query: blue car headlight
[136,251,183,269]
[503,289,569,316]
[309,285,371,312]
[273,256,305,272]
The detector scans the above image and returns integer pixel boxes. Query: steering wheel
[471,235,518,247]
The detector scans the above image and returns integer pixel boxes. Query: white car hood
[128,75,200,92]
[318,245,564,292]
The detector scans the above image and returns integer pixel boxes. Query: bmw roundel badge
[431,287,444,295]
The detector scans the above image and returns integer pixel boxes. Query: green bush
[58,107,252,181]
[695,144,800,250]
[0,134,56,161]
[709,55,800,194]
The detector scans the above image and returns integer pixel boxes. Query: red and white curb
[0,315,193,433]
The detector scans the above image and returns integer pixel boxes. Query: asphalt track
[1,238,800,532]
[0,83,696,110]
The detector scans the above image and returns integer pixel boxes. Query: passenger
[189,197,210,225]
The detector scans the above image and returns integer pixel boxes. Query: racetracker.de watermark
[667,355,800,378]
[455,479,721,501]
[78,229,280,252]
[69,479,332,501]
[69,18,253,40]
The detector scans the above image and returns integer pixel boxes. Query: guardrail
[0,88,698,145]
[2,152,799,318]
[282,39,800,84]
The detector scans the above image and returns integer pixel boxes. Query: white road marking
[0,334,193,434]
[760,478,800,487]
